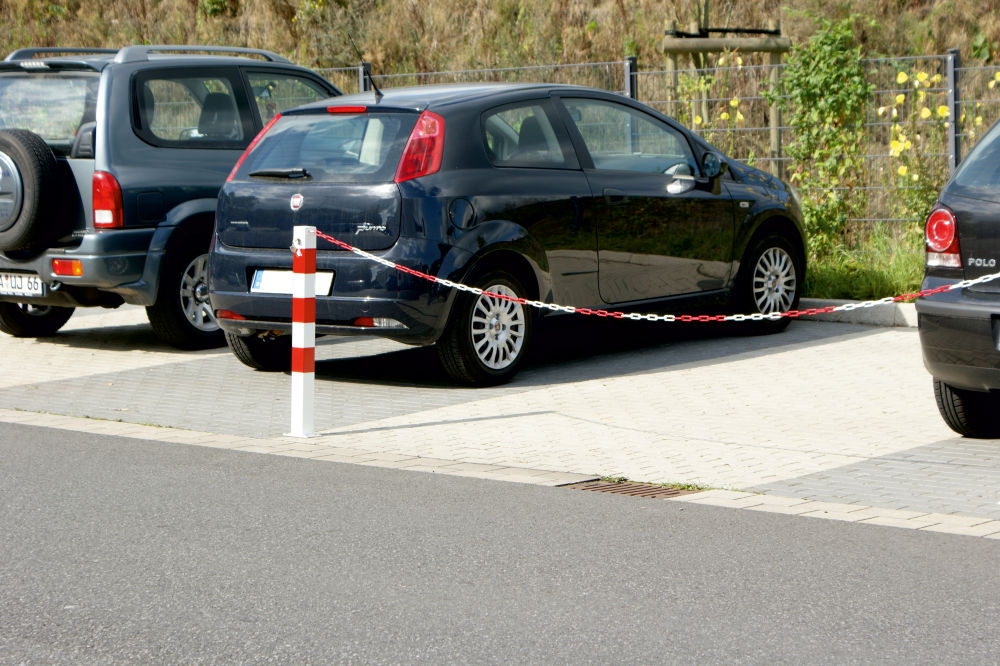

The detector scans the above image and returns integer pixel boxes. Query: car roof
[305,82,618,113]
[0,45,294,72]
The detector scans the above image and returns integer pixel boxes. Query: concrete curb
[798,298,917,328]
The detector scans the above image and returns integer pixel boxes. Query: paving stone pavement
[1,305,998,539]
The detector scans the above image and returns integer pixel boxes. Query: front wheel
[933,378,1000,439]
[734,234,802,333]
[436,271,533,386]
[0,302,74,337]
[146,243,224,350]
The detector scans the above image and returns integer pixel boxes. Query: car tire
[146,238,224,349]
[0,302,74,337]
[0,130,72,252]
[933,378,1000,439]
[733,233,802,333]
[225,331,292,371]
[436,271,533,386]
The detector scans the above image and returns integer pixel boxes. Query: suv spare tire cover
[0,129,72,252]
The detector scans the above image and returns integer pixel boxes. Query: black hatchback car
[209,83,806,385]
[917,118,1000,438]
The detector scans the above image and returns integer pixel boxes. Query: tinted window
[483,103,570,167]
[247,72,331,124]
[133,71,250,149]
[0,72,99,152]
[950,120,1000,202]
[236,111,416,183]
[562,97,696,175]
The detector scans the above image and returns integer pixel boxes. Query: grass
[804,223,925,300]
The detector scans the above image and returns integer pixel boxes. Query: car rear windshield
[950,120,1000,202]
[236,110,417,183]
[0,72,99,154]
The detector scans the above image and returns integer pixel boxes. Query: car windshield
[950,119,1000,202]
[237,111,417,183]
[0,72,99,154]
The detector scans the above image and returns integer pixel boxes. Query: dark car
[0,45,338,347]
[916,118,1000,438]
[209,83,806,385]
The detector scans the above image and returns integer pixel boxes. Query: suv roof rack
[4,47,118,61]
[113,45,291,64]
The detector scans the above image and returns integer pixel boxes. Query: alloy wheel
[470,284,526,370]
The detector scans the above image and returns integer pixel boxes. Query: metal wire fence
[318,54,1000,227]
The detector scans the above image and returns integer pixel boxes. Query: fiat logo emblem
[290,193,304,211]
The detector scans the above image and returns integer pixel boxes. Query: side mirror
[701,151,727,179]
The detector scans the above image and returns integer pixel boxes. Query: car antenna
[346,33,383,103]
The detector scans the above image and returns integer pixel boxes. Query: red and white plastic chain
[313,229,1000,322]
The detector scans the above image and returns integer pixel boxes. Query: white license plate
[0,272,44,297]
[250,270,334,296]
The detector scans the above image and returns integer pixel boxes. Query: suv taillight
[394,111,445,183]
[925,205,961,268]
[93,171,123,229]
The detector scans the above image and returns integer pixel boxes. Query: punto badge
[290,193,304,211]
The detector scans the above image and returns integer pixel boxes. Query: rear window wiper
[247,167,311,179]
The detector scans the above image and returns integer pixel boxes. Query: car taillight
[925,205,961,268]
[92,171,123,229]
[394,111,444,183]
[226,113,282,183]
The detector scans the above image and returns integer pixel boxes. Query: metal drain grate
[562,480,702,499]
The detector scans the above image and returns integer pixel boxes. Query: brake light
[215,310,246,320]
[394,111,445,183]
[226,113,282,182]
[327,105,367,114]
[52,259,83,277]
[925,205,961,268]
[92,171,123,229]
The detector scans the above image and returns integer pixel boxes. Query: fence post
[359,62,372,93]
[946,48,961,175]
[289,225,316,438]
[624,56,638,99]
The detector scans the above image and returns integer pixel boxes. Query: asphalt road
[2,422,998,664]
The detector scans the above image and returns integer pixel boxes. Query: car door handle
[603,188,627,204]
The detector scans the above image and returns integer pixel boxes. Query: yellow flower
[720,112,730,121]
[694,115,703,126]
[729,97,739,108]
[896,71,909,84]
[994,72,1000,81]
[718,56,726,66]
[976,116,983,127]
[916,71,929,84]
[912,173,919,182]
[936,105,950,118]
[917,90,926,102]
[895,93,905,105]
[736,56,743,67]
[897,165,908,177]
[931,73,942,83]
[889,139,902,155]
[735,110,745,122]
[877,106,887,116]
[919,107,932,119]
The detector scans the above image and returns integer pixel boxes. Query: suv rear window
[0,72,99,153]
[950,120,1000,202]
[235,111,417,183]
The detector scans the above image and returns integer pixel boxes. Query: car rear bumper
[0,228,155,307]
[208,238,471,345]
[916,277,1000,392]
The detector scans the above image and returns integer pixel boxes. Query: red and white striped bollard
[289,225,316,437]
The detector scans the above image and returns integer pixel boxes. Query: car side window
[561,97,697,175]
[246,72,331,124]
[132,71,249,149]
[482,103,569,167]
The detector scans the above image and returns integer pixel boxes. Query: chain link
[312,230,1000,323]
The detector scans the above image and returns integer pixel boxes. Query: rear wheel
[226,331,291,371]
[146,239,224,349]
[436,271,533,386]
[0,302,74,337]
[933,378,1000,439]
[734,233,802,333]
